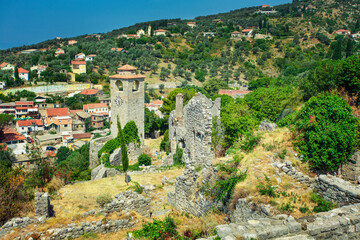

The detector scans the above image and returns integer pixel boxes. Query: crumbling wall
[168,93,221,167]
[341,150,360,182]
[89,135,112,168]
[168,164,216,217]
[230,198,271,223]
[105,191,151,217]
[35,192,52,218]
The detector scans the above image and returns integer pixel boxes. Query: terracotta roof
[0,62,9,68]
[155,29,167,32]
[46,108,70,117]
[109,74,145,79]
[75,53,84,56]
[187,22,196,24]
[69,109,83,115]
[18,67,29,73]
[118,64,137,71]
[72,61,86,65]
[336,29,350,33]
[46,151,56,157]
[242,29,253,33]
[73,133,91,139]
[16,101,33,106]
[219,89,252,96]
[83,103,108,110]
[262,4,270,7]
[17,119,43,127]
[232,31,241,34]
[1,126,26,143]
[79,89,99,95]
[151,100,163,105]
[87,54,97,57]
[111,48,124,52]
[16,106,38,110]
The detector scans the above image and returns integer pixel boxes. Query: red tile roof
[151,100,163,105]
[155,29,167,32]
[0,62,9,68]
[118,64,137,71]
[18,67,29,73]
[83,103,108,110]
[232,31,241,34]
[187,22,196,24]
[79,89,99,95]
[17,119,43,127]
[73,133,91,139]
[75,52,84,56]
[336,29,350,33]
[218,89,252,96]
[242,29,253,33]
[46,108,70,117]
[111,48,124,52]
[109,74,145,79]
[70,110,83,115]
[72,61,86,65]
[1,126,26,143]
[46,151,56,157]
[16,101,33,106]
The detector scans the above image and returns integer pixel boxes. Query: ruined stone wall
[35,192,51,218]
[168,164,216,217]
[341,150,360,182]
[89,135,113,168]
[230,198,271,223]
[105,191,151,217]
[213,203,360,240]
[168,93,221,167]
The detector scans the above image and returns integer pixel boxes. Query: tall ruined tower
[109,64,145,142]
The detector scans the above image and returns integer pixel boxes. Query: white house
[187,22,197,28]
[85,54,97,61]
[242,29,254,37]
[13,68,29,81]
[1,126,27,155]
[334,29,351,35]
[154,29,167,36]
[0,81,5,89]
[30,65,47,77]
[55,48,65,56]
[75,52,86,60]
[203,32,216,37]
[0,62,14,71]
[16,119,44,137]
[231,31,242,38]
[83,103,109,114]
[137,29,145,37]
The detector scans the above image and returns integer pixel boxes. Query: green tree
[294,95,357,171]
[55,146,72,165]
[138,153,151,166]
[117,116,129,181]
[159,83,165,93]
[203,78,228,97]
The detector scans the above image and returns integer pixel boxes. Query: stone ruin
[35,192,53,218]
[166,92,221,167]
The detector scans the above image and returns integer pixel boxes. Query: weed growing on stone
[127,181,143,194]
[311,193,338,213]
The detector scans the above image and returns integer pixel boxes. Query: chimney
[175,93,183,119]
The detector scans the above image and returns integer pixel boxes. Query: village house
[16,119,44,136]
[75,52,86,60]
[21,49,38,54]
[83,103,108,114]
[72,133,91,142]
[71,61,86,74]
[0,102,16,115]
[15,101,39,119]
[351,32,360,40]
[0,126,26,155]
[68,40,78,45]
[242,29,254,37]
[99,96,111,106]
[13,68,29,81]
[212,19,222,23]
[36,134,62,145]
[0,62,14,71]
[154,29,167,36]
[145,100,164,118]
[45,108,72,132]
[136,29,145,36]
[219,89,252,98]
[231,31,242,38]
[187,22,197,28]
[0,81,5,89]
[85,54,96,61]
[334,29,351,35]
[90,113,106,129]
[111,48,125,52]
[30,65,47,77]
[203,32,216,37]
[261,4,271,8]
[70,110,91,132]
[36,102,57,116]
[79,89,101,97]
[34,95,51,103]
[55,48,65,56]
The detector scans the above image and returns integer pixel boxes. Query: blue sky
[0,0,291,49]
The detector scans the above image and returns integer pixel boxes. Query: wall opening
[132,80,139,92]
[116,80,123,91]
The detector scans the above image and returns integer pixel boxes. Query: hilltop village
[1,0,360,239]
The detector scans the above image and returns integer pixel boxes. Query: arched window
[116,80,123,91]
[132,80,139,92]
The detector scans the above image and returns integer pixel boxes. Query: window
[116,80,123,91]
[132,80,139,91]
[64,125,68,127]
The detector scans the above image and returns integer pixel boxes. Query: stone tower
[109,64,145,142]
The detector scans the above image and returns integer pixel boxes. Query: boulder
[259,120,278,131]
[109,148,122,166]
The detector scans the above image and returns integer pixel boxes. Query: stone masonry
[230,198,271,223]
[341,150,360,182]
[168,164,217,217]
[89,135,112,168]
[168,92,221,167]
[35,192,52,218]
[105,190,151,217]
[212,203,360,240]
[109,64,145,142]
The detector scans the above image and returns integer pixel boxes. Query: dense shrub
[294,95,357,171]
[131,217,179,240]
[173,145,183,165]
[239,132,262,153]
[138,154,152,166]
[96,193,112,207]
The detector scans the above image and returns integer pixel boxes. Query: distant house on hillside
[71,61,86,74]
[218,89,252,98]
[111,48,125,52]
[212,19,222,23]
[16,119,43,136]
[45,108,72,132]
[242,29,254,37]
[137,29,145,36]
[30,65,47,77]
[0,62,14,71]
[0,82,5,90]
[187,22,197,28]
[15,101,39,119]
[83,103,109,114]
[85,54,96,61]
[0,126,26,155]
[55,48,65,56]
[154,29,167,36]
[79,89,101,97]
[203,32,216,37]
[13,68,29,81]
[68,40,78,45]
[334,29,350,35]
[75,52,86,60]
[231,31,242,38]
[351,32,360,40]
[21,49,38,54]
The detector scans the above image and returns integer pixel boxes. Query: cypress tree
[14,67,19,81]
[345,38,353,58]
[117,116,129,182]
